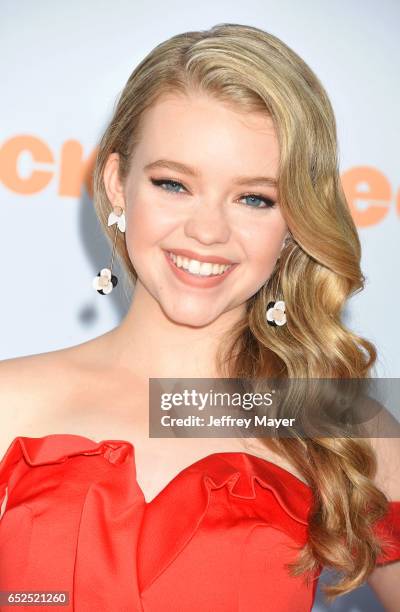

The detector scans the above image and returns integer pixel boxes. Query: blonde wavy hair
[92,23,390,602]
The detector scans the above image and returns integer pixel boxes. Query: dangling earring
[265,236,288,326]
[92,205,126,295]
[266,300,286,326]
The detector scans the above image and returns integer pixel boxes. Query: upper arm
[366,408,400,611]
[368,560,400,612]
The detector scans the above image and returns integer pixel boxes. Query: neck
[102,281,245,380]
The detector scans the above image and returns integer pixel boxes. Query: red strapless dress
[0,435,399,611]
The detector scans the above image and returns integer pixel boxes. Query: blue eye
[241,194,275,209]
[151,178,185,193]
[150,178,276,209]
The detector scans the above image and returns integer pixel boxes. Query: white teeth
[188,259,201,274]
[199,262,213,276]
[168,252,232,276]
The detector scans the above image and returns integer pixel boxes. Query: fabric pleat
[0,434,399,611]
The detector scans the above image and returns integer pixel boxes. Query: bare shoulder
[369,434,400,501]
[0,350,67,458]
[0,330,143,462]
[0,338,113,462]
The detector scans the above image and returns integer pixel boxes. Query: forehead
[135,92,279,173]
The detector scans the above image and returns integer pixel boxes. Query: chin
[162,305,218,329]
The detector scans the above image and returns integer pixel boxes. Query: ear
[103,153,126,209]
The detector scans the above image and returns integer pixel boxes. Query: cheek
[124,200,153,272]
[240,217,287,270]
[125,198,173,251]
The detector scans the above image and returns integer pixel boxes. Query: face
[104,91,288,328]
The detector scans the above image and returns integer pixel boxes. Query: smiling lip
[165,248,235,265]
[163,250,238,288]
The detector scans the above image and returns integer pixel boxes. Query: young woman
[1,23,399,611]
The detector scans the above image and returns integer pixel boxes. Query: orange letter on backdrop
[341,166,392,227]
[59,140,97,199]
[1,138,398,225]
[0,136,54,194]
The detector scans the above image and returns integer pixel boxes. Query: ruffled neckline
[0,433,312,513]
[0,434,315,594]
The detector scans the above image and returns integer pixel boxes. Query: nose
[183,199,231,245]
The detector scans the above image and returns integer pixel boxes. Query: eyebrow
[143,159,278,188]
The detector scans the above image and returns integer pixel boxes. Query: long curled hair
[92,23,389,602]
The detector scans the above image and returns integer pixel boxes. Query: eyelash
[150,178,277,210]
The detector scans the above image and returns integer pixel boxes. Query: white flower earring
[92,205,126,295]
[266,300,286,326]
